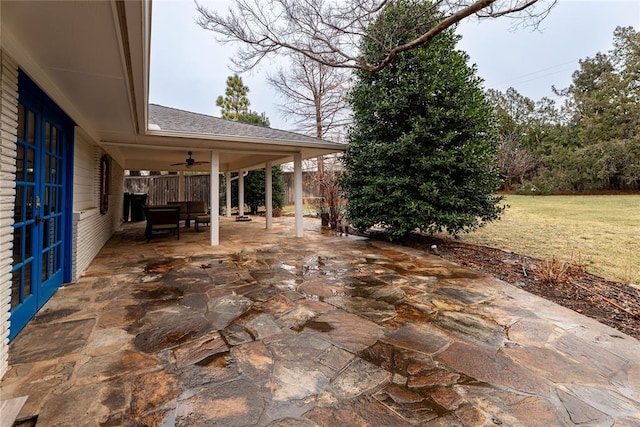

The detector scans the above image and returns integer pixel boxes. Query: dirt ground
[394,233,640,340]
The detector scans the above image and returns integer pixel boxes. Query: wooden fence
[124,172,322,207]
[283,172,321,205]
[124,175,179,205]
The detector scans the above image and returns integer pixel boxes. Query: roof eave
[113,0,152,137]
[145,129,347,151]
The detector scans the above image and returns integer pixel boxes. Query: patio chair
[168,200,208,227]
[186,201,208,226]
[143,205,180,242]
[195,214,210,231]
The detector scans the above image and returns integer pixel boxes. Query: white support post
[265,162,273,229]
[210,151,220,246]
[238,169,245,217]
[294,153,303,238]
[225,171,231,217]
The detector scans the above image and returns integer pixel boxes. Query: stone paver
[1,216,640,426]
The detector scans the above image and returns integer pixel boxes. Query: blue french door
[10,72,73,340]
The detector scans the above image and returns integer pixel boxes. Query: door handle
[34,215,43,225]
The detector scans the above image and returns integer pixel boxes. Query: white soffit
[1,0,148,141]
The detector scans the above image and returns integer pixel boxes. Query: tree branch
[196,0,557,72]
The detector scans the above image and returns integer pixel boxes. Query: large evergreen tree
[240,166,286,214]
[493,26,640,193]
[343,0,503,238]
[564,27,640,144]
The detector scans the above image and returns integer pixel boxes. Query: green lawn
[450,195,640,285]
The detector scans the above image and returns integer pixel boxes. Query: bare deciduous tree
[195,0,556,73]
[498,131,537,190]
[310,157,345,230]
[268,54,350,141]
[268,53,351,173]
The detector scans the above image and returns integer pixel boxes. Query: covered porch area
[107,103,346,246]
[1,217,639,425]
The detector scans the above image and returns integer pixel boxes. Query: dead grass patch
[451,195,640,285]
[536,257,571,284]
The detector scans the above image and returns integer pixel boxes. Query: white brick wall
[0,51,18,379]
[72,135,124,279]
[73,131,97,209]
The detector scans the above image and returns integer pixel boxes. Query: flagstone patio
[1,216,639,426]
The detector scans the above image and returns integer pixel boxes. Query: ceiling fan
[170,151,210,168]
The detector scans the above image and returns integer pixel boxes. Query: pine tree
[217,75,284,212]
[216,74,250,120]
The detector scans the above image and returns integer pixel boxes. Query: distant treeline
[489,26,640,194]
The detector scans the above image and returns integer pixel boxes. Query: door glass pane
[51,187,56,214]
[11,270,21,308]
[26,186,34,223]
[52,127,58,154]
[24,262,32,300]
[44,185,49,213]
[56,216,62,241]
[42,219,49,248]
[48,218,55,247]
[27,148,35,182]
[24,186,35,217]
[15,186,23,223]
[27,110,35,146]
[42,253,48,282]
[45,122,51,152]
[13,227,22,262]
[49,157,56,184]
[17,144,25,181]
[25,223,33,259]
[51,246,58,273]
[44,155,49,183]
[51,187,59,213]
[52,157,58,183]
[18,104,25,140]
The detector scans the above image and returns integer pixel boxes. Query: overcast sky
[149,0,640,131]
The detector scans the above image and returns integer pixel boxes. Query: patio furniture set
[143,201,209,242]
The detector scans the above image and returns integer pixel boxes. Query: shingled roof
[148,104,341,146]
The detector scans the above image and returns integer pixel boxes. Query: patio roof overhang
[102,133,345,173]
[1,1,345,173]
[100,104,346,172]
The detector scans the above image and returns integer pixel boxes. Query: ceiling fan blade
[170,152,207,167]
